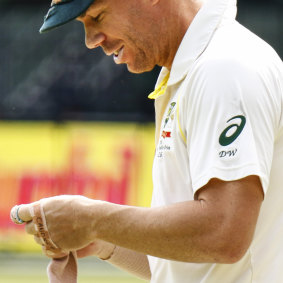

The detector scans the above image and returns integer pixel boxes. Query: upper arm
[176,56,276,263]
[195,175,264,263]
[179,57,277,195]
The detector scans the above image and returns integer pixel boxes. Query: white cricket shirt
[148,0,283,282]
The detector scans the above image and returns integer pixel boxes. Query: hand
[33,234,69,259]
[32,228,115,260]
[11,195,105,252]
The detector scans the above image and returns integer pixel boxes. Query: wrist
[99,243,116,261]
[95,240,116,260]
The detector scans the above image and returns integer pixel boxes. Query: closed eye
[91,12,104,23]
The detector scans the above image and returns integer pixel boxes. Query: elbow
[181,233,250,264]
[220,248,247,264]
[204,219,255,264]
[215,238,250,264]
[198,227,252,264]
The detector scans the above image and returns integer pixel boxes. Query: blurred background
[0,0,282,282]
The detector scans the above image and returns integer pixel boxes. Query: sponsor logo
[219,115,246,146]
[161,131,171,138]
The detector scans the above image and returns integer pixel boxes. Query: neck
[160,0,204,69]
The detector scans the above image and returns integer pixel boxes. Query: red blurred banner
[0,122,154,243]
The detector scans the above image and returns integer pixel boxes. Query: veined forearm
[91,200,225,263]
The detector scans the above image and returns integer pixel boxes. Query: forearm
[90,193,258,264]
[91,200,223,263]
[107,246,151,281]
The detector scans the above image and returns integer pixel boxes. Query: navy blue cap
[40,0,94,33]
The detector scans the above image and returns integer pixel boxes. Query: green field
[0,253,146,283]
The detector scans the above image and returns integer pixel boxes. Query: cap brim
[40,0,94,33]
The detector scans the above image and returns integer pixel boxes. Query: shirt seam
[248,248,254,283]
[177,92,187,144]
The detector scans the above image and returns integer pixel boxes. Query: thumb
[10,202,38,224]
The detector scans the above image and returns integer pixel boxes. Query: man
[11,0,283,282]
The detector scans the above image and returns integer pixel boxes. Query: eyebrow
[78,11,87,19]
[76,10,89,21]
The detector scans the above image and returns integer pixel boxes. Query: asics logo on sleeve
[219,115,246,146]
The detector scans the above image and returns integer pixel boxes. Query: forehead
[77,0,106,18]
[51,0,61,4]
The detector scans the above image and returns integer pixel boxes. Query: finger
[76,243,96,258]
[34,235,44,246]
[10,205,26,225]
[25,221,37,235]
[18,203,38,222]
[42,246,68,259]
[10,202,38,224]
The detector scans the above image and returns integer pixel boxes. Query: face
[77,0,167,73]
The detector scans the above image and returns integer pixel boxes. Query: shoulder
[177,22,282,125]
[192,22,279,74]
[186,22,281,100]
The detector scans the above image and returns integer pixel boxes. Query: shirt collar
[156,0,237,90]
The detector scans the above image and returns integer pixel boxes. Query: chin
[126,58,155,74]
[127,64,155,74]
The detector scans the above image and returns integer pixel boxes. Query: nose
[84,26,106,49]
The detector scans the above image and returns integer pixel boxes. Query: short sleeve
[181,57,278,195]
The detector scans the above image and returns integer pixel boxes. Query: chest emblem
[160,102,176,140]
[163,102,176,129]
[156,102,177,158]
[161,131,171,138]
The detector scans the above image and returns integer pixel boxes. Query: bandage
[30,204,62,253]
[31,203,78,283]
[107,246,151,281]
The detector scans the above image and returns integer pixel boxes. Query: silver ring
[15,205,24,224]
